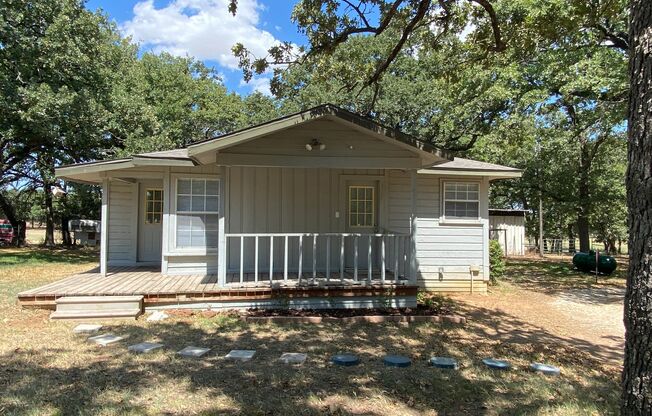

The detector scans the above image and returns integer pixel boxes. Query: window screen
[443,182,480,219]
[175,178,219,248]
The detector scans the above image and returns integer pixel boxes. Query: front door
[138,181,163,263]
[345,181,379,273]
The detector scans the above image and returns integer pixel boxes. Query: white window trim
[440,180,482,224]
[168,173,220,256]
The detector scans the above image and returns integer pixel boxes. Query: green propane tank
[572,250,617,275]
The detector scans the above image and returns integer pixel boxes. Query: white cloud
[121,0,280,69]
[240,76,272,96]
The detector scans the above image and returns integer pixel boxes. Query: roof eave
[418,168,522,178]
[55,156,196,184]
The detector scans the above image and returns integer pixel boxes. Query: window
[144,189,163,224]
[443,182,480,219]
[349,186,375,227]
[175,178,219,249]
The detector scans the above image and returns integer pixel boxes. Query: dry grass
[0,248,621,415]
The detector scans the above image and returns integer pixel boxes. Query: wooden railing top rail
[225,232,410,238]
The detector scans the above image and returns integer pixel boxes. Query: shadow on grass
[0,312,620,415]
[0,247,98,267]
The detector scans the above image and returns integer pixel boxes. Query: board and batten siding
[225,166,384,272]
[388,170,490,293]
[103,164,492,292]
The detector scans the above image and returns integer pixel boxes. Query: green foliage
[269,0,627,247]
[489,240,505,284]
[416,290,454,314]
[0,0,281,239]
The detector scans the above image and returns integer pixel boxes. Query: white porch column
[409,169,417,284]
[217,166,227,286]
[161,168,170,274]
[100,178,110,277]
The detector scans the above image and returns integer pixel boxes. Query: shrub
[489,239,506,284]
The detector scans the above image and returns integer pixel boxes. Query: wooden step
[50,309,142,321]
[51,296,143,321]
[55,296,143,313]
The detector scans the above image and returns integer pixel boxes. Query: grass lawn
[0,248,621,415]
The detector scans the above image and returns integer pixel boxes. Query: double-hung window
[443,182,480,219]
[175,178,219,249]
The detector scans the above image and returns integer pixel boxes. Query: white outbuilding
[489,209,526,256]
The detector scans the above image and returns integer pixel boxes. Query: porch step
[50,296,143,321]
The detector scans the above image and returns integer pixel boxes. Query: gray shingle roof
[427,157,521,172]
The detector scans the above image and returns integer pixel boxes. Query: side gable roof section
[418,157,522,179]
[186,104,452,163]
[55,149,195,183]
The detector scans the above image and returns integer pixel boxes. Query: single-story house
[489,209,527,256]
[31,105,521,310]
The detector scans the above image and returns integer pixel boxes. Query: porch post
[100,178,109,277]
[217,166,227,286]
[409,169,417,284]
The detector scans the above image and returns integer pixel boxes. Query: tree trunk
[622,1,652,414]
[567,224,575,253]
[61,215,71,246]
[0,191,26,246]
[42,181,55,247]
[577,144,591,252]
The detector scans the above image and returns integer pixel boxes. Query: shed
[69,219,101,246]
[489,209,526,256]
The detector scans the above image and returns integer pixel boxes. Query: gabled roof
[186,104,451,163]
[55,104,522,183]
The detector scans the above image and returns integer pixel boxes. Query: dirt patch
[451,256,626,366]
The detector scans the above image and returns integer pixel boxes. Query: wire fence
[524,238,628,255]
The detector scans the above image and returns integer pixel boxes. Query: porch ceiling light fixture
[305,139,326,151]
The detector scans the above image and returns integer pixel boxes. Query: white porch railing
[223,232,413,286]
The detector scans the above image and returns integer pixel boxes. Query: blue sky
[85,0,305,95]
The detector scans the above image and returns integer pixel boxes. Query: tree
[111,52,246,155]
[622,0,652,413]
[261,1,626,253]
[0,0,125,245]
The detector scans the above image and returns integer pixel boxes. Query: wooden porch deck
[17,266,416,309]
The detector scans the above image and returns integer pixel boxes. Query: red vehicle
[0,220,13,245]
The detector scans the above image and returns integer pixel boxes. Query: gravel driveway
[450,260,625,366]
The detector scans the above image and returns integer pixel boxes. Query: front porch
[17,265,418,310]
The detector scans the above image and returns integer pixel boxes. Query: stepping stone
[482,358,511,370]
[73,324,102,334]
[279,352,307,365]
[88,333,124,347]
[331,354,360,366]
[128,342,164,354]
[429,356,459,370]
[530,362,561,376]
[177,346,211,358]
[225,350,255,361]
[383,355,412,368]
[147,311,169,322]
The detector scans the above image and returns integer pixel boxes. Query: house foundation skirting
[145,295,417,311]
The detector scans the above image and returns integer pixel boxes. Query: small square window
[443,182,480,219]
